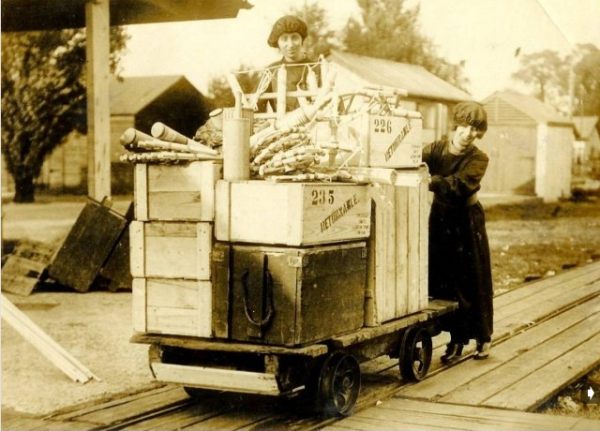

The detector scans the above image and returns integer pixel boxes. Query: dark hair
[267,15,308,48]
[453,101,488,132]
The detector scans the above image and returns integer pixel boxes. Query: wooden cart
[127,67,454,416]
[130,298,456,416]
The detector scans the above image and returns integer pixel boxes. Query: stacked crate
[130,161,222,337]
[334,111,430,326]
[213,180,372,346]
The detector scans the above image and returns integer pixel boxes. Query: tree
[511,49,568,107]
[206,64,262,110]
[1,28,128,202]
[341,0,469,90]
[289,2,339,59]
[512,44,600,116]
[573,43,600,116]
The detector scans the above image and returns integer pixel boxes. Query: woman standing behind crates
[423,101,493,362]
[262,15,321,112]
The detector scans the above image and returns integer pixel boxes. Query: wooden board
[328,398,600,431]
[150,363,280,395]
[134,161,222,222]
[132,278,212,338]
[1,294,98,383]
[130,333,328,357]
[443,309,600,406]
[365,167,430,325]
[47,199,128,292]
[483,331,600,411]
[130,221,212,280]
[215,180,370,246]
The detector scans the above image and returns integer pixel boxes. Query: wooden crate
[365,167,431,325]
[211,241,367,346]
[134,161,222,221]
[132,277,211,337]
[1,240,57,296]
[215,180,370,246]
[129,221,212,280]
[47,199,129,292]
[313,112,423,168]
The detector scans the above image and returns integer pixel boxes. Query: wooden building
[328,50,473,144]
[478,90,574,202]
[35,75,210,193]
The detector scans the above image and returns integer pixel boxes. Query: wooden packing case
[129,220,212,280]
[215,180,370,246]
[312,112,423,168]
[211,241,367,346]
[132,277,212,337]
[134,161,222,222]
[365,166,431,325]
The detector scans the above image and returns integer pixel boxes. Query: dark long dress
[423,139,493,344]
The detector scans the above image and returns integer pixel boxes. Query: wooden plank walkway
[325,262,600,431]
[3,262,600,431]
[324,399,600,431]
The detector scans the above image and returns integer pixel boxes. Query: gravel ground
[1,194,599,417]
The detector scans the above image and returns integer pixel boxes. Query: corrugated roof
[482,90,572,126]
[110,75,197,115]
[573,116,599,139]
[328,50,472,103]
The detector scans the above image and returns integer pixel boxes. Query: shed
[479,90,574,202]
[36,75,209,193]
[573,116,600,175]
[328,50,473,144]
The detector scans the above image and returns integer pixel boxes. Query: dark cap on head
[453,101,488,132]
[267,15,308,48]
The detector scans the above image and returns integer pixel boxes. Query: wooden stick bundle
[119,128,154,151]
[120,151,220,164]
[136,140,195,153]
[151,122,219,156]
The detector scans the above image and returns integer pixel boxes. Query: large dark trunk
[13,174,36,203]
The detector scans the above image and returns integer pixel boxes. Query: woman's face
[452,124,483,151]
[277,32,304,62]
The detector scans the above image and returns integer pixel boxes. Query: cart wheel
[399,327,432,382]
[317,353,361,417]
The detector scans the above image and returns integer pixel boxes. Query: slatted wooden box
[215,180,371,246]
[365,166,431,326]
[134,161,222,222]
[129,221,212,280]
[132,277,212,337]
[312,112,423,168]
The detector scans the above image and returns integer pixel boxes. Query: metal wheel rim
[400,327,433,381]
[319,353,361,416]
[331,356,360,414]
